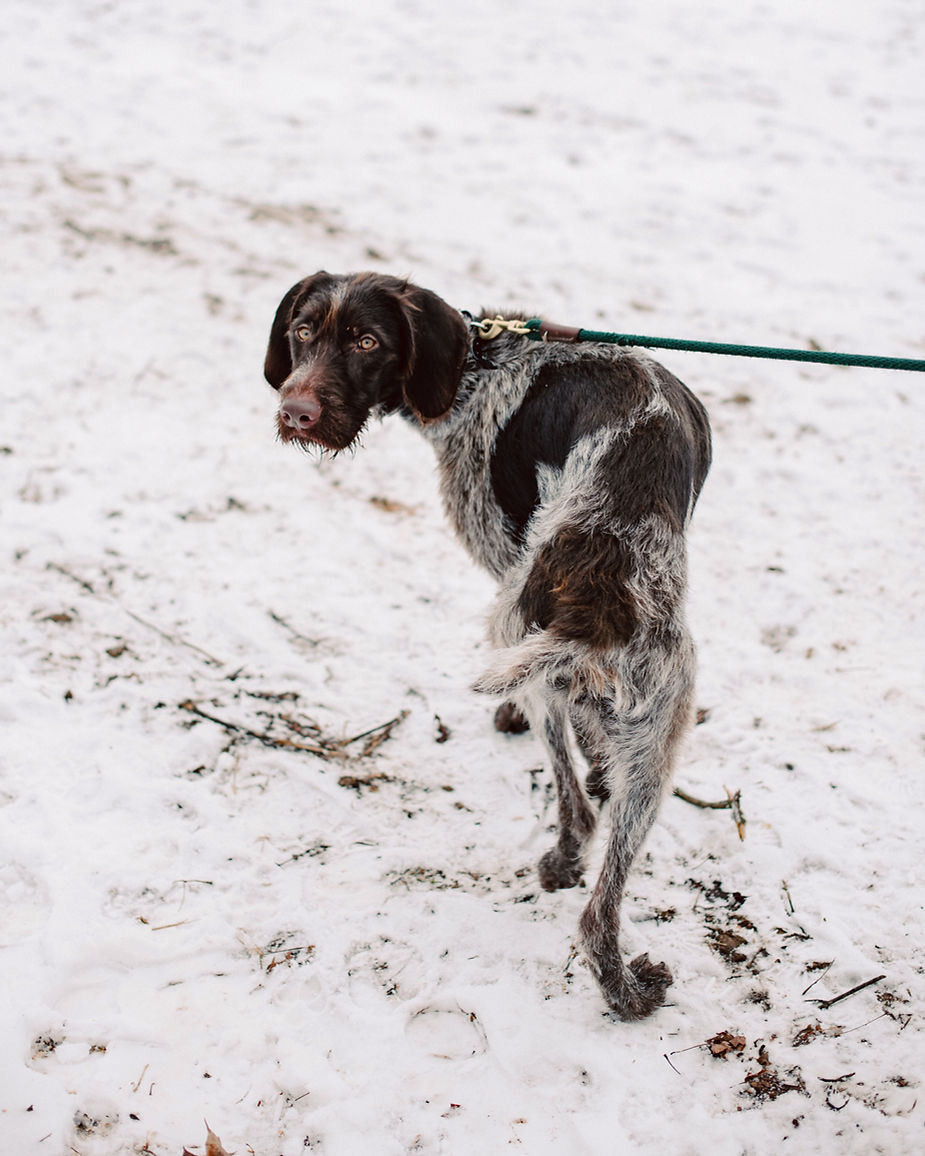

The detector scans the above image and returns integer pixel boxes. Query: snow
[1,0,924,1152]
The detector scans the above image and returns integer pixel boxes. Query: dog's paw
[538,847,584,891]
[584,761,611,802]
[494,701,530,734]
[599,953,673,1022]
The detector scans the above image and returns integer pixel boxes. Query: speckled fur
[264,273,712,1020]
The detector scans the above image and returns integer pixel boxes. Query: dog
[264,272,711,1020]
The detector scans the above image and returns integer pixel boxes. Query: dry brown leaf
[205,1122,232,1156]
[706,1030,746,1058]
[369,494,418,515]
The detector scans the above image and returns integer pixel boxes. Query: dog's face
[264,272,470,452]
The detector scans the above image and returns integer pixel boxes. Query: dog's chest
[421,359,534,580]
[434,437,517,579]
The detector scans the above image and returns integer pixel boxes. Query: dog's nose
[280,396,321,430]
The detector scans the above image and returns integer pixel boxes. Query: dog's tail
[473,630,613,699]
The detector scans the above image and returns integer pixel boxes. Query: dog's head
[263,272,471,451]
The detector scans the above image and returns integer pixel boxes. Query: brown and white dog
[264,272,711,1020]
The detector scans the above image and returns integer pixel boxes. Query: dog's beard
[276,411,370,455]
[276,401,371,454]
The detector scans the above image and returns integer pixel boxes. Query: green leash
[472,315,925,372]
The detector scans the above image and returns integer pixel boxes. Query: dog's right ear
[264,280,307,389]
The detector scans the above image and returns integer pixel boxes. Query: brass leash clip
[473,315,533,340]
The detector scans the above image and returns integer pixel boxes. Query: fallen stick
[812,975,886,1010]
[268,609,323,649]
[673,785,746,840]
[47,561,224,667]
[178,700,408,760]
[346,710,410,756]
[801,961,833,996]
[179,700,332,756]
[123,609,224,667]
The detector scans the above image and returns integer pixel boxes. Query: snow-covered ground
[2,1,923,1152]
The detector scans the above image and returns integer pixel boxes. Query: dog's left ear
[264,280,306,389]
[398,286,470,421]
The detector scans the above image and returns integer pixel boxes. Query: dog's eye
[357,335,378,351]
[293,325,312,342]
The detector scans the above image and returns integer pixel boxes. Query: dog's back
[425,336,710,658]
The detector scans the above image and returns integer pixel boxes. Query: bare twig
[840,1012,889,1035]
[345,710,409,756]
[47,561,96,595]
[811,975,886,1010]
[123,609,223,666]
[268,609,323,649]
[673,785,746,840]
[178,700,408,760]
[801,962,833,996]
[727,789,747,840]
[673,787,728,809]
[179,700,331,756]
[47,561,223,666]
[665,1040,715,1065]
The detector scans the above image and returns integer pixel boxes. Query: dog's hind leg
[577,640,694,1019]
[534,693,598,891]
[478,587,595,890]
[571,720,611,803]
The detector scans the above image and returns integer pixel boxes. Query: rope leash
[472,316,925,373]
